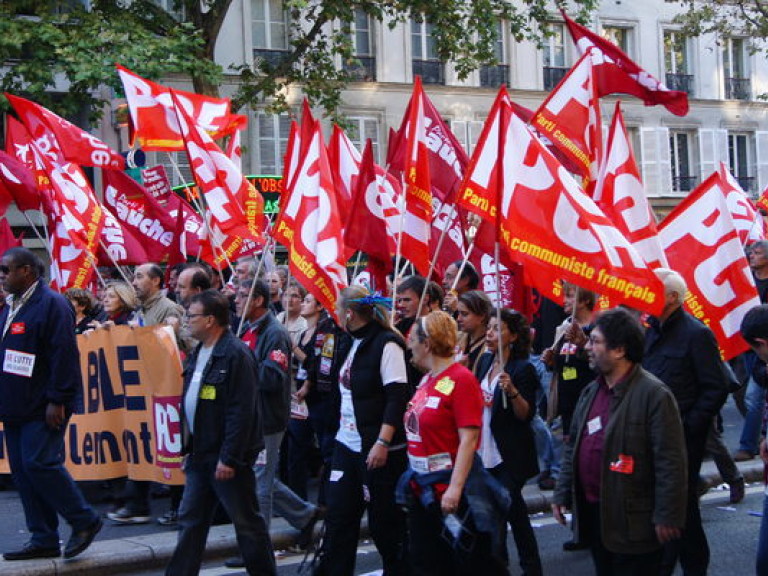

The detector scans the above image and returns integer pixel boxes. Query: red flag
[388,81,469,204]
[116,65,246,151]
[327,124,361,224]
[140,165,173,203]
[401,77,433,276]
[102,169,178,262]
[97,206,150,266]
[561,10,689,116]
[756,186,768,214]
[5,94,125,169]
[531,49,603,187]
[344,140,399,287]
[0,218,22,254]
[461,98,664,315]
[659,173,760,359]
[718,163,766,245]
[0,150,38,215]
[5,117,55,212]
[276,122,348,322]
[594,102,668,269]
[172,90,264,267]
[226,129,243,171]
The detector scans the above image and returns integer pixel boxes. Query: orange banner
[0,326,185,484]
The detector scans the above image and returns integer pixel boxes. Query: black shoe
[563,540,589,551]
[3,543,61,561]
[64,517,103,559]
[224,556,245,568]
[295,506,326,551]
[730,478,746,504]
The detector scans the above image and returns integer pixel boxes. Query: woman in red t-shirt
[404,311,507,575]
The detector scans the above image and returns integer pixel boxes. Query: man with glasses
[553,307,687,575]
[166,289,275,575]
[0,247,102,561]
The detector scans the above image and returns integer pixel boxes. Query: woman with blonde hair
[315,285,410,576]
[400,310,509,575]
[95,281,138,327]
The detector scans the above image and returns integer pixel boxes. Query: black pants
[580,501,663,576]
[490,466,542,576]
[318,441,408,576]
[660,430,709,576]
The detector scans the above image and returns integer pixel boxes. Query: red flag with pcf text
[5,93,125,169]
[172,91,263,267]
[464,109,664,315]
[659,173,760,359]
[718,163,766,245]
[278,123,348,323]
[98,206,150,266]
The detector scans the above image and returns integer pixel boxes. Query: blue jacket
[0,282,82,424]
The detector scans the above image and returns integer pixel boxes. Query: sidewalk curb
[0,460,763,575]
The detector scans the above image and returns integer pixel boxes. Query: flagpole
[494,240,507,410]
[391,191,407,325]
[98,240,132,284]
[416,202,456,318]
[350,251,363,283]
[236,235,274,338]
[744,209,765,248]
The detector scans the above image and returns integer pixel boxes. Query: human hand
[45,403,66,430]
[215,461,235,481]
[441,484,462,515]
[655,524,681,543]
[551,503,568,525]
[366,442,388,470]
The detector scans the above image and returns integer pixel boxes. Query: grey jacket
[553,364,688,554]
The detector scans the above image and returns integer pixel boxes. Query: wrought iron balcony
[543,66,568,91]
[672,175,697,192]
[479,64,510,88]
[665,73,695,95]
[253,49,293,72]
[725,77,751,100]
[343,56,376,82]
[412,59,445,85]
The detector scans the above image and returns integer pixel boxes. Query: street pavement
[0,396,762,575]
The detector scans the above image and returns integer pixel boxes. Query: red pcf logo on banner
[153,396,182,468]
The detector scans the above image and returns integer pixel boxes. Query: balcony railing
[665,73,695,95]
[725,77,751,100]
[253,49,293,72]
[343,56,376,82]
[413,59,445,85]
[479,64,510,88]
[672,175,697,192]
[543,66,568,91]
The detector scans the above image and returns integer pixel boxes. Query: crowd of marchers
[4,244,768,576]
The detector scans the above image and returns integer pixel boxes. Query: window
[346,117,380,163]
[669,130,696,192]
[601,25,632,55]
[480,21,510,88]
[150,153,192,188]
[451,120,484,156]
[728,133,755,192]
[723,38,751,100]
[412,18,444,84]
[252,0,289,68]
[255,112,292,175]
[150,0,184,20]
[343,9,376,81]
[664,31,694,95]
[543,22,568,91]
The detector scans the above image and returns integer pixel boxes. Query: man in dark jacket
[0,247,102,561]
[643,269,728,576]
[553,307,688,575]
[166,290,275,576]
[235,279,319,545]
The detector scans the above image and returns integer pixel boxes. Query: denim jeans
[740,377,766,455]
[5,420,99,549]
[757,491,768,576]
[256,431,315,531]
[167,458,275,576]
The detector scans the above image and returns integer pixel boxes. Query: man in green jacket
[552,307,687,575]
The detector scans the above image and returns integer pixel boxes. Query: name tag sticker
[3,349,35,377]
[562,367,577,381]
[587,416,602,435]
[10,322,25,335]
[330,470,344,482]
[199,385,216,400]
[426,396,441,409]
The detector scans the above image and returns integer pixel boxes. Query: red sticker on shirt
[10,322,25,335]
[609,454,635,475]
[270,349,289,371]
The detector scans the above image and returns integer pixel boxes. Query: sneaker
[224,556,244,569]
[157,509,178,526]
[563,540,589,551]
[730,478,746,504]
[107,507,151,525]
[733,450,754,462]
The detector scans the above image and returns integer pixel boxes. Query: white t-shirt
[336,339,407,453]
[478,371,503,469]
[184,345,214,434]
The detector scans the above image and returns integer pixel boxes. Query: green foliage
[0,0,597,124]
[672,0,768,44]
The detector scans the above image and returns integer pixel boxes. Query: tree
[673,1,768,48]
[0,0,596,124]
